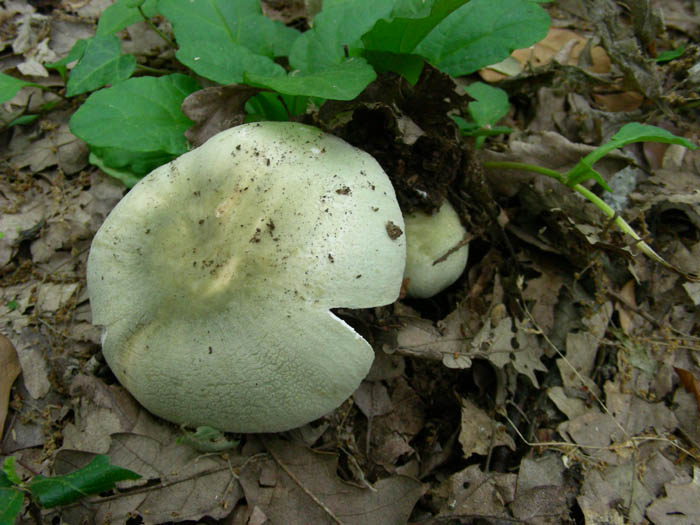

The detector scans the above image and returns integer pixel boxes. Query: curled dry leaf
[0,334,21,441]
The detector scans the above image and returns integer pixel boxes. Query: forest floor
[2,0,700,524]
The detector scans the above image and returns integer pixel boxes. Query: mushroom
[87,122,406,433]
[403,201,469,298]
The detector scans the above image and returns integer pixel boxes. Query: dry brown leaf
[578,460,652,524]
[53,435,242,524]
[481,27,611,82]
[0,334,21,441]
[354,381,393,419]
[369,377,425,469]
[433,464,517,519]
[510,486,568,524]
[592,91,644,112]
[458,398,515,459]
[522,271,564,335]
[647,469,700,525]
[182,85,261,146]
[674,368,700,415]
[239,438,424,525]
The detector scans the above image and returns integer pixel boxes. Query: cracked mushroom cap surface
[87,122,406,433]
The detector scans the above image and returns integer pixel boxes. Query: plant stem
[482,160,567,185]
[569,183,667,265]
[138,6,177,49]
[135,64,171,75]
[482,160,669,267]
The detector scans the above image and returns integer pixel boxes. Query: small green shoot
[655,45,685,63]
[483,123,698,275]
[0,455,140,522]
[453,81,512,148]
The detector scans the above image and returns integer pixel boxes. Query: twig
[432,233,474,265]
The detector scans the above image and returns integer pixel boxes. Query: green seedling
[483,123,698,274]
[453,81,513,148]
[0,455,140,524]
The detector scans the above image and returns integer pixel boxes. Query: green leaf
[0,73,42,104]
[158,0,298,84]
[8,114,38,127]
[0,487,24,525]
[655,45,685,63]
[245,58,376,100]
[89,151,153,187]
[66,35,136,96]
[465,82,510,128]
[415,0,550,76]
[361,50,425,85]
[362,0,467,55]
[30,455,140,509]
[391,0,438,18]
[97,0,158,35]
[566,123,698,188]
[45,39,88,81]
[69,74,198,174]
[244,91,305,122]
[453,117,511,149]
[289,0,396,72]
[2,459,20,486]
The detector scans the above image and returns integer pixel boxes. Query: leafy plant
[453,81,513,148]
[0,455,140,524]
[0,0,550,186]
[482,123,698,273]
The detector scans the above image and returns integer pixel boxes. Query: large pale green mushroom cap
[87,122,406,433]
[403,201,469,299]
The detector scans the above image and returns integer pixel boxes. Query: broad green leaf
[158,0,298,84]
[245,92,310,121]
[245,92,291,122]
[1,459,19,486]
[45,39,88,81]
[289,0,396,72]
[465,82,510,128]
[97,0,159,35]
[89,151,156,187]
[245,58,376,100]
[0,73,42,104]
[70,74,198,175]
[566,123,698,187]
[66,35,136,96]
[361,50,424,85]
[362,0,467,55]
[30,455,140,509]
[0,487,24,524]
[415,0,550,76]
[391,0,438,18]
